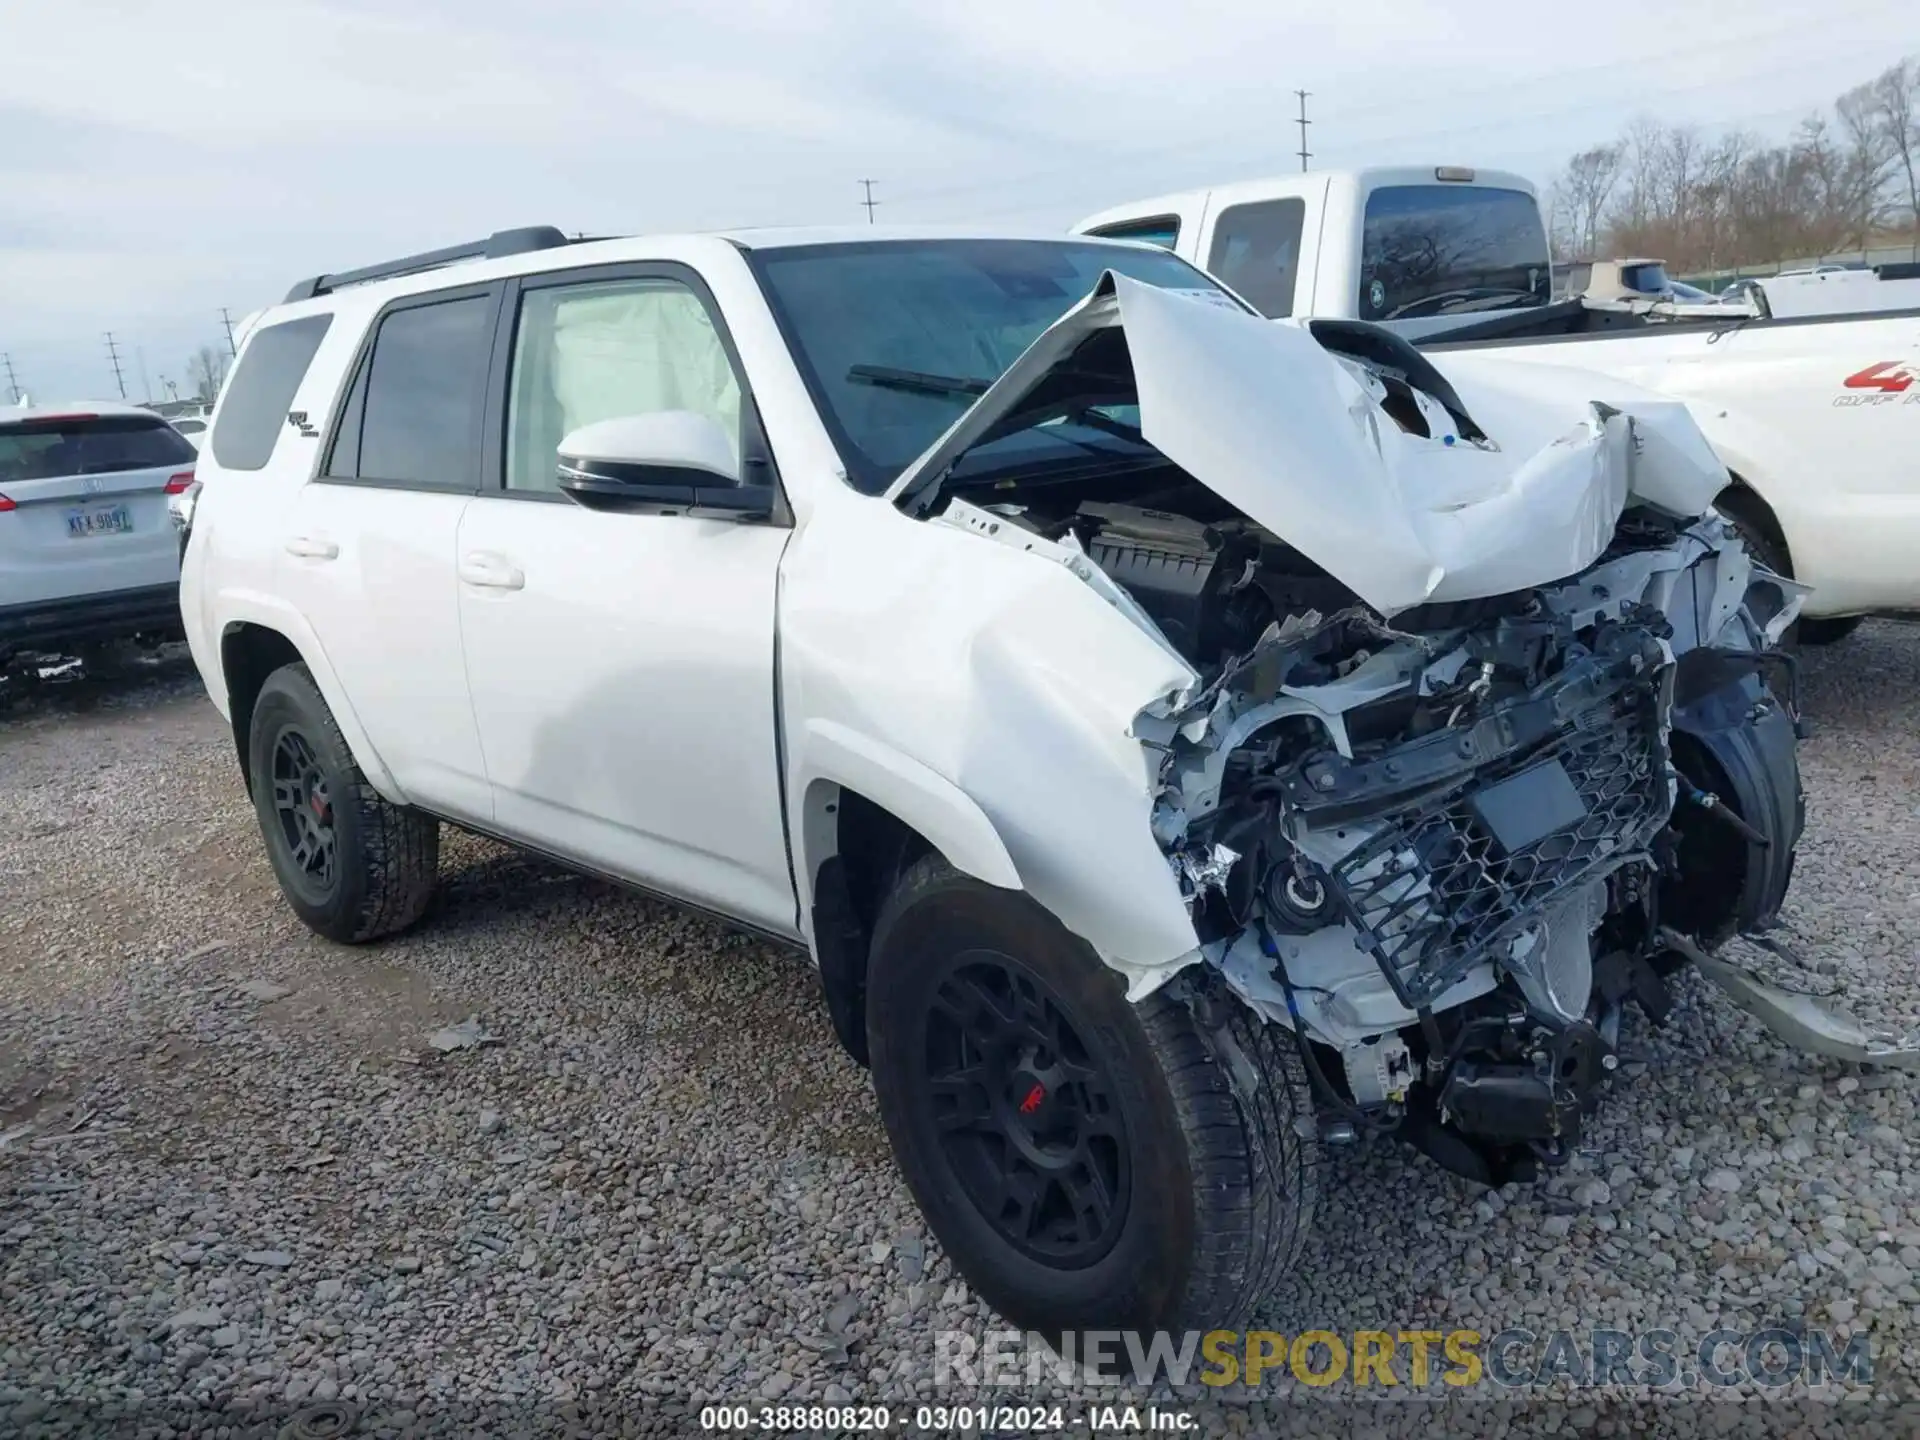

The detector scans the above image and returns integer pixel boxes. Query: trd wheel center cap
[1007,1064,1062,1134]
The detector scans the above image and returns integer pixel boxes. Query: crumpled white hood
[890,273,1729,617]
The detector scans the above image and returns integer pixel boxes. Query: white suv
[1,401,197,665]
[181,223,1814,1339]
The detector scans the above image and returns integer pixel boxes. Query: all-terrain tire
[247,663,439,943]
[865,855,1319,1342]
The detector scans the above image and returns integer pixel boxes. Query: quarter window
[504,278,742,494]
[209,314,332,472]
[1207,199,1307,318]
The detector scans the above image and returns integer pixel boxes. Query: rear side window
[1207,199,1307,318]
[0,414,196,483]
[326,295,491,489]
[1087,216,1181,250]
[210,314,333,472]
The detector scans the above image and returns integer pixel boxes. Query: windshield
[748,238,1232,494]
[1358,185,1552,320]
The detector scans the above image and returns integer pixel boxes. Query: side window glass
[209,314,333,472]
[329,295,491,488]
[1207,199,1306,318]
[504,278,743,494]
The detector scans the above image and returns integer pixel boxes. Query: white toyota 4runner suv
[180,224,1856,1340]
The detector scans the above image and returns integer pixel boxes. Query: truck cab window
[1207,199,1306,318]
[1359,184,1552,321]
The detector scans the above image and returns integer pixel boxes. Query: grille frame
[1324,681,1671,1011]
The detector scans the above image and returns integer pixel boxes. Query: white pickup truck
[1075,166,1920,641]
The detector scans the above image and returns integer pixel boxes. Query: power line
[943,44,1907,229]
[859,179,880,224]
[883,6,1896,216]
[220,308,237,357]
[103,333,127,400]
[1295,90,1312,173]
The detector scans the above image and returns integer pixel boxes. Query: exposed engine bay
[907,278,1855,1185]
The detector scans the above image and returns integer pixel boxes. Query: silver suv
[0,401,197,665]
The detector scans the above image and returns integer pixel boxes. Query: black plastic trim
[1422,299,1920,352]
[285,227,569,303]
[0,583,182,655]
[427,812,808,955]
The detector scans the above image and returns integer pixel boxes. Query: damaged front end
[1150,521,1804,1184]
[890,271,1894,1188]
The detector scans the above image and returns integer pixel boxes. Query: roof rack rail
[283,226,573,304]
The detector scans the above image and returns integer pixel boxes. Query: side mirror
[556,412,773,520]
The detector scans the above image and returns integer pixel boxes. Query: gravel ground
[1,630,1917,1437]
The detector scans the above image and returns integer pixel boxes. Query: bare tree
[1549,144,1623,258]
[185,345,228,402]
[1866,58,1920,256]
[1546,52,1919,274]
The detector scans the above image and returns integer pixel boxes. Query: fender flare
[214,590,408,803]
[794,719,1022,910]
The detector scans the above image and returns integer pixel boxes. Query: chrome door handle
[458,553,526,591]
[284,536,339,560]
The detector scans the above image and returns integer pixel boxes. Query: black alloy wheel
[866,855,1322,1341]
[269,726,337,896]
[921,952,1130,1268]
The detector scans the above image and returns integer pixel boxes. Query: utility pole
[1294,90,1312,173]
[859,179,880,224]
[103,332,128,399]
[137,347,153,404]
[220,307,237,357]
[2,353,20,405]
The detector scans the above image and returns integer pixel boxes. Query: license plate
[66,505,133,538]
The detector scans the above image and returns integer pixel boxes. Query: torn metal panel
[1669,932,1920,1072]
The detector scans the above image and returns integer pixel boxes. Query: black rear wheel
[865,856,1319,1342]
[248,663,439,943]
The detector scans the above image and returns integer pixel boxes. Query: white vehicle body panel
[1431,321,1920,617]
[274,484,491,820]
[453,496,797,933]
[1073,169,1920,618]
[1760,268,1920,319]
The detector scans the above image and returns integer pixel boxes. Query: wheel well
[220,623,303,788]
[1715,478,1792,577]
[810,787,935,1068]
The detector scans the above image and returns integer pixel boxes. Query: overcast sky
[5,0,1914,401]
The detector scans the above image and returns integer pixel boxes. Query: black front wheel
[865,856,1319,1341]
[247,663,439,943]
